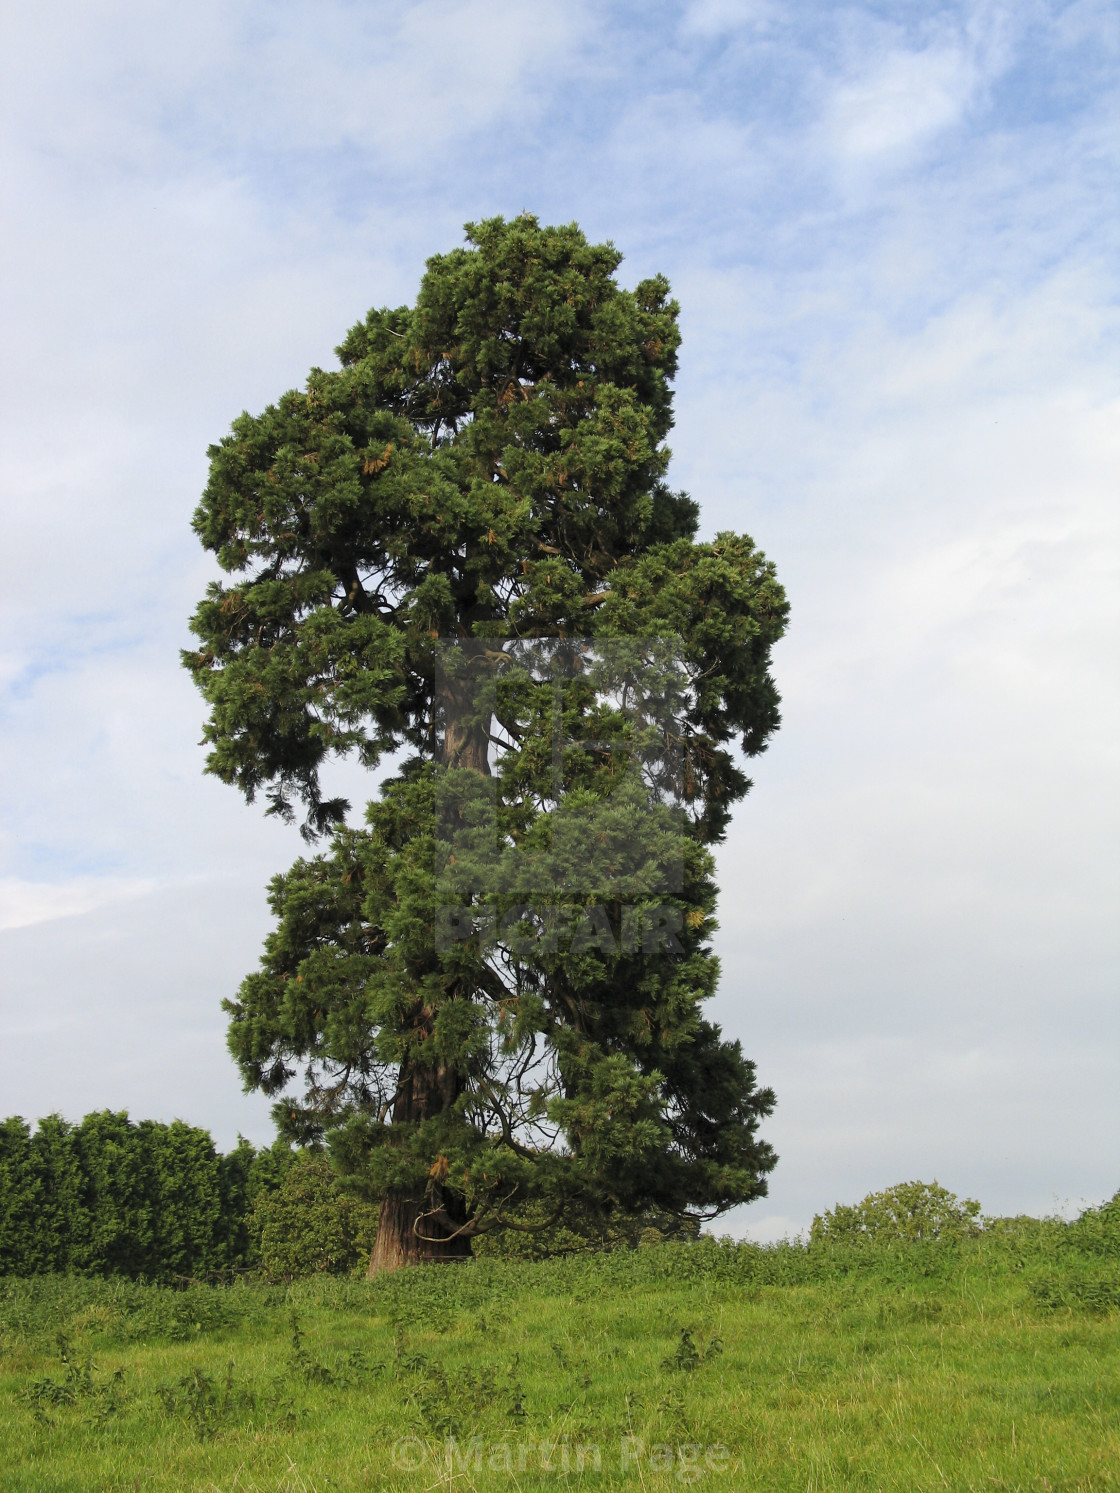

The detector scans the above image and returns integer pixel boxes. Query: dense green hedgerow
[0,1113,380,1284]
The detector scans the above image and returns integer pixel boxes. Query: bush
[811,1180,981,1246]
[249,1154,378,1278]
[1069,1188,1120,1258]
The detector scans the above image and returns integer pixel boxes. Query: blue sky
[1,0,1117,1237]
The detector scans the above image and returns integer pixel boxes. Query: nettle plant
[185,215,788,1270]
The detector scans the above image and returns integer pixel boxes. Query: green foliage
[21,1331,128,1426]
[473,1200,702,1261]
[0,1113,298,1282]
[810,1179,982,1246]
[1029,1272,1120,1314]
[1068,1186,1120,1257]
[70,1112,225,1278]
[660,1326,722,1372]
[0,1120,38,1277]
[186,214,789,1255]
[0,1274,283,1351]
[250,1154,378,1278]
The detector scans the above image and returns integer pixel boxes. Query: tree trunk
[366,657,491,1275]
[367,1192,473,1273]
[366,1058,473,1275]
[441,670,492,772]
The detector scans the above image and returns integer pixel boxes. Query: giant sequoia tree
[186,216,788,1271]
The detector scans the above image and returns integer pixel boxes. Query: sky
[1,0,1117,1240]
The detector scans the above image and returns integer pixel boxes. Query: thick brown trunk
[367,1192,473,1273]
[366,1060,473,1275]
[442,679,491,772]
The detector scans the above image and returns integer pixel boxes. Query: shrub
[810,1180,981,1246]
[1069,1189,1120,1258]
[249,1154,377,1278]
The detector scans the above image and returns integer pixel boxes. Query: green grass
[1,1229,1118,1492]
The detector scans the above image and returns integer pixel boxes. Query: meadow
[1,1212,1118,1493]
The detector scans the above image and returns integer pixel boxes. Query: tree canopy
[185,215,789,1270]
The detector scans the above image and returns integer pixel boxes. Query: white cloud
[0,0,584,168]
[0,877,154,932]
[827,44,981,158]
[821,6,1016,163]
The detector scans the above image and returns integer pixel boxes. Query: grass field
[2,1223,1118,1492]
